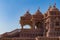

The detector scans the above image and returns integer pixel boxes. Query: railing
[1,37,60,40]
[0,37,35,40]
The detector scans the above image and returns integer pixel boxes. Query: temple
[0,3,60,40]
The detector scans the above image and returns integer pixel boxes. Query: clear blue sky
[0,0,60,34]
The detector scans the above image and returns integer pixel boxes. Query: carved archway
[23,25,31,29]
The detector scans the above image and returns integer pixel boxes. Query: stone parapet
[0,37,60,40]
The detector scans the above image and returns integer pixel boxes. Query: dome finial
[53,2,56,7]
[37,7,40,12]
[38,7,40,10]
[24,9,31,17]
[48,5,52,10]
[26,9,30,13]
[27,9,29,11]
[48,2,52,10]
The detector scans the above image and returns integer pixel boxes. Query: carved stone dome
[34,9,43,16]
[49,7,59,11]
[32,9,43,20]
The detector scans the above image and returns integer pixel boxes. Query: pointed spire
[53,2,56,8]
[26,9,29,13]
[36,7,40,13]
[48,5,52,10]
[48,2,52,10]
[37,7,40,11]
[24,10,31,17]
[36,7,41,14]
[34,7,43,16]
[48,2,59,11]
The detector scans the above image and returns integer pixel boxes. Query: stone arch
[23,25,31,29]
[21,23,33,29]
